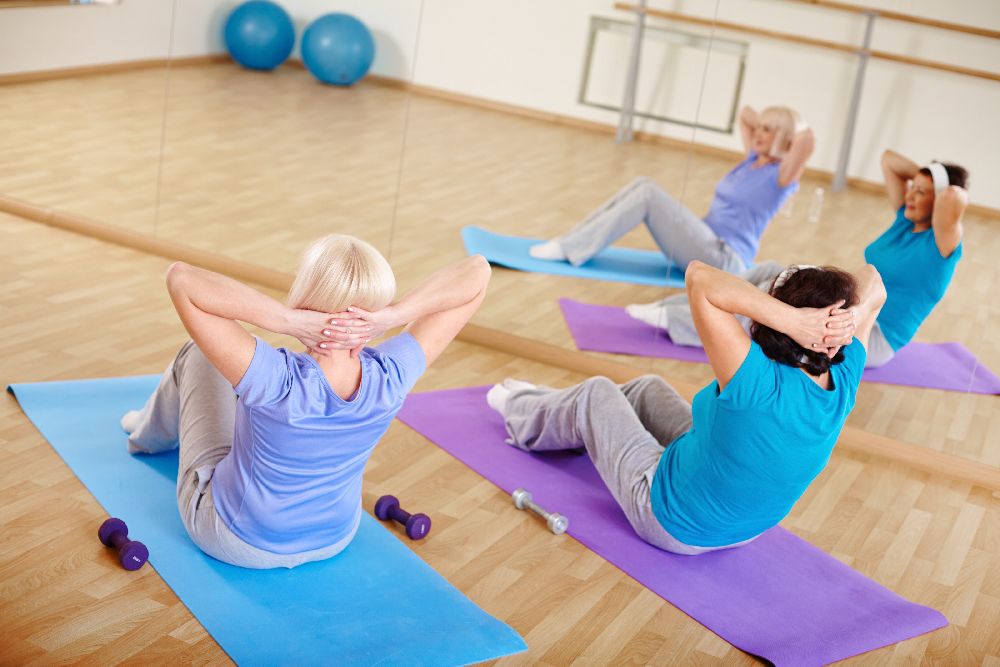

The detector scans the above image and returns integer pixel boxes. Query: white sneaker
[528,240,566,261]
[486,379,537,415]
[625,302,668,330]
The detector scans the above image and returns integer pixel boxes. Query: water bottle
[807,187,824,224]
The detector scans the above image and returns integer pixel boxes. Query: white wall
[2,0,999,207]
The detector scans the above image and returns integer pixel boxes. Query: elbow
[685,261,708,296]
[165,261,191,295]
[470,254,491,290]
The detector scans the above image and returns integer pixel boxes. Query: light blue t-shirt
[703,151,798,265]
[213,333,426,554]
[864,206,962,351]
[650,339,866,547]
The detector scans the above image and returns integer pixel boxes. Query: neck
[802,367,832,389]
[754,153,777,166]
[308,349,363,399]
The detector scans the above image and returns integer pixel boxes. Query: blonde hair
[761,106,802,159]
[286,234,396,313]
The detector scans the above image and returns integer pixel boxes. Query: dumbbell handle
[512,488,568,534]
[387,505,413,524]
[108,530,131,550]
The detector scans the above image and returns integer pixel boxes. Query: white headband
[925,162,950,194]
[773,264,820,290]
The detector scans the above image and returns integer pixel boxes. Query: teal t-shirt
[650,339,866,547]
[863,206,962,350]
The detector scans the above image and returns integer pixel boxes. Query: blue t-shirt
[213,333,426,554]
[703,151,798,265]
[650,339,866,546]
[863,206,962,351]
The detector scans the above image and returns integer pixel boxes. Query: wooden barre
[614,3,1000,83]
[786,0,1000,41]
[2,191,998,491]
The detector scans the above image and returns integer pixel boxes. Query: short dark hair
[750,266,859,376]
[918,162,969,190]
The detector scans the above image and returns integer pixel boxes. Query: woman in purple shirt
[530,105,815,274]
[122,235,490,568]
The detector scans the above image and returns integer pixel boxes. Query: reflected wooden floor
[1,63,999,664]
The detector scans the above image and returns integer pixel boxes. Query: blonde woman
[530,105,814,274]
[122,235,490,568]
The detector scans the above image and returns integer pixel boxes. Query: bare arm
[848,265,887,351]
[166,263,348,386]
[777,128,815,187]
[737,106,758,155]
[348,255,491,366]
[881,149,919,210]
[686,262,853,389]
[930,185,967,258]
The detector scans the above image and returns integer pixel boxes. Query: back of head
[761,106,801,158]
[918,161,969,190]
[750,266,859,376]
[287,234,396,314]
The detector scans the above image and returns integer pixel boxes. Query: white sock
[120,410,143,435]
[625,302,669,330]
[486,379,537,415]
[528,239,566,261]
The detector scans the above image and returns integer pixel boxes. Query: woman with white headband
[627,150,969,368]
[528,106,814,275]
[486,261,885,554]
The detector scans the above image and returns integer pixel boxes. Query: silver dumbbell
[511,488,568,535]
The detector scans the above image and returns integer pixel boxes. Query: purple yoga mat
[397,386,947,666]
[560,298,1000,394]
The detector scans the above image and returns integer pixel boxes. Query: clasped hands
[287,304,401,358]
[791,300,855,358]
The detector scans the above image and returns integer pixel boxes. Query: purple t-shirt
[703,151,798,264]
[213,333,426,554]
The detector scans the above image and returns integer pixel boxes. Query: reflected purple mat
[560,298,1000,394]
[397,386,947,666]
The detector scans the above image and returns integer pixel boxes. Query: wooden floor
[1,64,999,664]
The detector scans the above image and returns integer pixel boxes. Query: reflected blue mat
[9,376,527,666]
[462,226,686,287]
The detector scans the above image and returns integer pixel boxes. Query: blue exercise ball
[301,13,375,86]
[224,0,295,71]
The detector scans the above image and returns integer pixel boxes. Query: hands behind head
[790,301,855,359]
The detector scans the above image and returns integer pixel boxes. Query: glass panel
[155,1,425,274]
[0,1,171,237]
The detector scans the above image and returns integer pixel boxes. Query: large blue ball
[224,0,295,71]
[301,14,375,86]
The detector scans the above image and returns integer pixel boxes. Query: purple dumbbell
[374,495,431,540]
[98,518,148,571]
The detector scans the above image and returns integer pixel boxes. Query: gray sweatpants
[503,375,755,555]
[559,176,747,274]
[649,261,897,368]
[125,341,356,569]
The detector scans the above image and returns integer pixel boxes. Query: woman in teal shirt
[487,262,886,554]
[626,150,969,369]
[862,150,968,366]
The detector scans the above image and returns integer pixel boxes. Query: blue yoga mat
[462,226,686,287]
[8,376,527,666]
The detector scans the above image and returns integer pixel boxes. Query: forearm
[166,262,291,334]
[388,255,490,327]
[881,149,919,180]
[687,262,794,334]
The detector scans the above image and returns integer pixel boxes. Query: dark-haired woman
[487,262,885,554]
[627,150,968,369]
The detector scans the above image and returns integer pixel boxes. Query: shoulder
[234,337,298,404]
[718,341,778,407]
[368,333,427,388]
[833,338,867,387]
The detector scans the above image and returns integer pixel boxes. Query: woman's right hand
[789,301,855,353]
